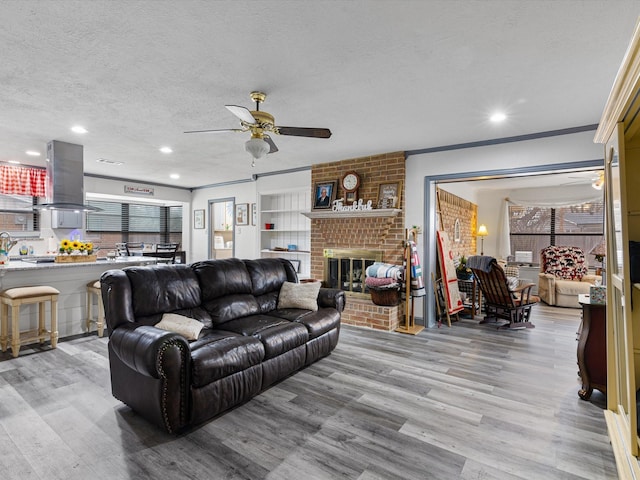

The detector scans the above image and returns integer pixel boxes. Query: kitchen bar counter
[1,256,159,272]
[0,256,162,341]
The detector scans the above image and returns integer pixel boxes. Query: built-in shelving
[259,189,311,278]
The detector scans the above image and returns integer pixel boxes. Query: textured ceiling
[1,1,638,188]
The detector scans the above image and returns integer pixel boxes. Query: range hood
[34,140,100,211]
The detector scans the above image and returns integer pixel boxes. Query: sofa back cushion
[126,264,202,317]
[245,258,299,312]
[192,258,260,325]
[541,246,588,280]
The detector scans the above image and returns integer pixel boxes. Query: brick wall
[310,151,406,330]
[437,188,477,260]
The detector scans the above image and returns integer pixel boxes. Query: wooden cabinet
[259,189,311,278]
[577,294,607,400]
[594,18,640,474]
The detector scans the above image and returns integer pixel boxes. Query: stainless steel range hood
[34,140,100,211]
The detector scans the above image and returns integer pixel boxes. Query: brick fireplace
[310,152,406,330]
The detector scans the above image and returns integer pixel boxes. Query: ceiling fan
[185,91,332,166]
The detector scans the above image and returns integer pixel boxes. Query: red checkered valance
[0,165,47,197]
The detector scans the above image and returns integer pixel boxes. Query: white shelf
[302,208,402,219]
[259,189,311,278]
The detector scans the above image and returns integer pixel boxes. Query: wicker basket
[369,284,401,306]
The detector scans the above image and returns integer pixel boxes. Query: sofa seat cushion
[269,308,340,339]
[220,315,309,359]
[554,279,592,296]
[190,330,265,387]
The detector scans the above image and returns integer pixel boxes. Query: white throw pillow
[155,313,204,340]
[277,281,321,311]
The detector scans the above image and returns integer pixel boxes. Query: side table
[577,293,606,400]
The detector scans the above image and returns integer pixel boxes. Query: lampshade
[477,224,488,237]
[245,137,270,160]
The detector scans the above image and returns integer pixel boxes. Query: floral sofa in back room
[100,257,345,433]
[537,246,601,308]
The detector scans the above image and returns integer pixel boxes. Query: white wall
[405,129,604,326]
[189,170,310,262]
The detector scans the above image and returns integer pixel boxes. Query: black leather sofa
[100,257,345,433]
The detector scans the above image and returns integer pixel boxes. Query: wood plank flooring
[0,303,617,479]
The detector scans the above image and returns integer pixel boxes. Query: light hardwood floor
[0,303,616,479]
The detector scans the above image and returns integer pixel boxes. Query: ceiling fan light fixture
[245,137,270,161]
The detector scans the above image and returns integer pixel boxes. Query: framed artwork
[377,181,402,208]
[251,203,257,225]
[194,209,205,229]
[235,203,249,225]
[313,180,337,209]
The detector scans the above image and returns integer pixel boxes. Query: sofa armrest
[318,288,346,313]
[109,323,190,378]
[537,273,556,305]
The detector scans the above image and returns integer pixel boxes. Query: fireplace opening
[323,248,383,298]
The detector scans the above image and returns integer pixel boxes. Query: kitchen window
[86,200,182,249]
[0,194,39,235]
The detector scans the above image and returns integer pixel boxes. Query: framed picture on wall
[194,209,205,229]
[313,181,337,209]
[235,203,249,225]
[251,203,256,225]
[377,181,402,208]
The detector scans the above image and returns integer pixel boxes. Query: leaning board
[435,230,464,315]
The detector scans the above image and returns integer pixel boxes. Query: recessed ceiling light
[25,150,40,156]
[490,112,507,123]
[8,160,20,164]
[71,125,88,134]
[160,146,173,154]
[170,173,180,179]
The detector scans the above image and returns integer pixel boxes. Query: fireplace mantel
[302,208,401,219]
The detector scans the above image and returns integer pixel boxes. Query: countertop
[0,256,160,272]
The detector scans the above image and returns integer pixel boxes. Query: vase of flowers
[55,239,97,263]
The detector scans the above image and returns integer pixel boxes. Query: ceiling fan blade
[183,128,244,134]
[277,126,332,138]
[225,105,257,124]
[263,135,279,154]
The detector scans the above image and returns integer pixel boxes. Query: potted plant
[456,255,473,280]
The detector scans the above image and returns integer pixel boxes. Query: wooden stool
[86,280,105,337]
[0,286,60,358]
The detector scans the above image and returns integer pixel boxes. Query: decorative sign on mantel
[332,199,373,212]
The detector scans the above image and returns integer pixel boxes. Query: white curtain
[497,198,512,260]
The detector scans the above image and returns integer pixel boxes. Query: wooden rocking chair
[467,255,539,330]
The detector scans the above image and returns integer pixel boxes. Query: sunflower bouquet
[59,239,94,255]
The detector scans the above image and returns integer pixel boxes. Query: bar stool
[86,280,105,337]
[0,286,60,358]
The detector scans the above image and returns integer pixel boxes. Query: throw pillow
[278,281,321,311]
[155,313,204,340]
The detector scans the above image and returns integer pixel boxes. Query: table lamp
[477,224,488,255]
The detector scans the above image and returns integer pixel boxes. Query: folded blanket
[365,277,397,287]
[365,262,403,280]
[466,255,495,273]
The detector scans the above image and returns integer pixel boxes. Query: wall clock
[341,171,361,203]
